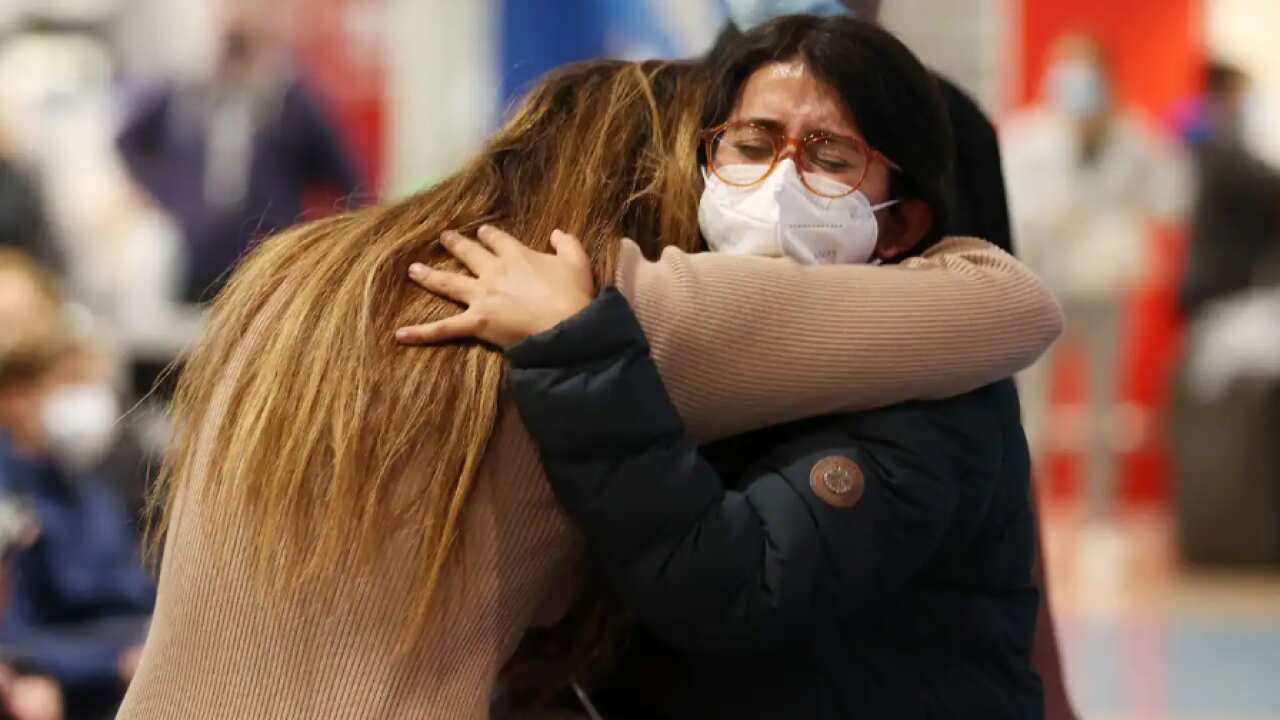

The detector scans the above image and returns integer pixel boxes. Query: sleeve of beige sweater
[614,236,1063,443]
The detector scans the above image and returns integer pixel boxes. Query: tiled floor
[1043,506,1280,720]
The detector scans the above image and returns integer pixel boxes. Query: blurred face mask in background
[39,383,119,474]
[724,0,852,31]
[1047,60,1107,118]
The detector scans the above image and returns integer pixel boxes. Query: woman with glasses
[405,16,1048,719]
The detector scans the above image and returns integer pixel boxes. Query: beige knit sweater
[116,237,1062,720]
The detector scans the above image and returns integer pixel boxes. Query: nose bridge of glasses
[777,135,803,163]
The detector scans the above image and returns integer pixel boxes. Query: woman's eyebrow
[741,117,859,143]
[740,117,785,132]
[807,129,859,144]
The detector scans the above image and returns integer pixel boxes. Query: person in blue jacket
[404,16,1044,719]
[0,333,153,720]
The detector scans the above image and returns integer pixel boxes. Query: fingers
[408,264,478,305]
[550,229,591,270]
[475,224,524,256]
[440,230,497,275]
[394,310,485,345]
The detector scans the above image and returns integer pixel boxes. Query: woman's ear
[874,198,933,261]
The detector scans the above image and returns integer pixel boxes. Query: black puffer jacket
[508,289,1044,719]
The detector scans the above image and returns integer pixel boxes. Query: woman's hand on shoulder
[395,226,594,349]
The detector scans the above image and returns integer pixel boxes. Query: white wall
[383,0,497,198]
[881,0,1016,117]
[1206,0,1280,167]
[112,0,219,84]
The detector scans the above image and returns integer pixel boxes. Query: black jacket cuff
[505,287,647,369]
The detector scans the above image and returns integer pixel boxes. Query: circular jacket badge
[809,455,865,509]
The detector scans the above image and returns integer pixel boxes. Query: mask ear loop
[571,680,605,720]
[868,199,900,266]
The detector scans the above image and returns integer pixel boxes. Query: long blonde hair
[147,59,708,635]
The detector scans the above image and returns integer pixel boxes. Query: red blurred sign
[289,0,386,194]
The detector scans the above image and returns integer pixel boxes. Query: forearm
[615,237,1063,443]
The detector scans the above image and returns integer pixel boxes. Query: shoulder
[918,235,1005,258]
[908,380,1011,437]
[848,384,1009,481]
[741,396,1002,534]
[765,384,1010,483]
[808,380,1010,440]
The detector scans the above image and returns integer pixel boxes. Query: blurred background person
[0,245,152,530]
[117,0,364,306]
[0,331,153,720]
[114,0,364,465]
[1003,33,1188,517]
[1179,61,1280,316]
[0,484,63,720]
[0,2,204,455]
[0,9,164,333]
[0,251,151,720]
[1169,60,1280,569]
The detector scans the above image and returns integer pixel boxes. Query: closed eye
[733,142,776,161]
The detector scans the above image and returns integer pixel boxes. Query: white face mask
[1046,60,1106,118]
[698,158,898,265]
[39,383,120,474]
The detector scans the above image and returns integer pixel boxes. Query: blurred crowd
[0,0,1275,718]
[1003,32,1280,570]
[0,2,360,718]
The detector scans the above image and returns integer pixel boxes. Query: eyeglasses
[701,121,901,199]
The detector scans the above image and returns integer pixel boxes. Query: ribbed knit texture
[116,237,1060,719]
[617,236,1064,443]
